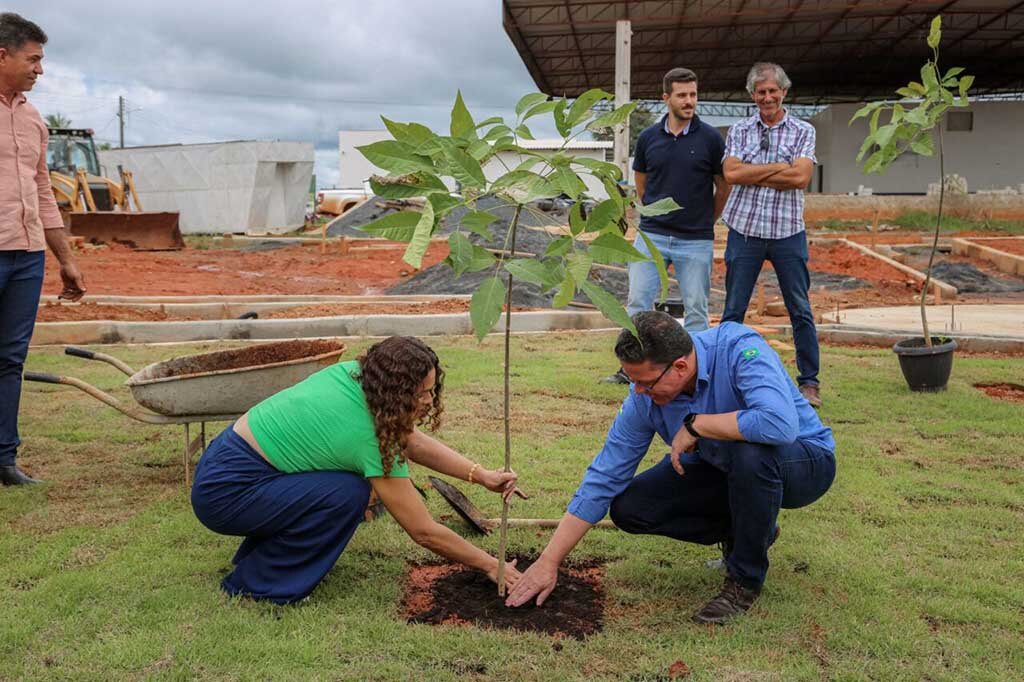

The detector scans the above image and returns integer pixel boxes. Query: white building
[338,130,614,199]
[810,100,1024,195]
[99,141,314,234]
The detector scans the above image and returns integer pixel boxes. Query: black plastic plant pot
[655,299,686,318]
[892,337,958,392]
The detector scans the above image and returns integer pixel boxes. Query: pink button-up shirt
[1,90,64,252]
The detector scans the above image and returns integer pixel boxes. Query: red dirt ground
[42,241,449,297]
[974,382,1024,403]
[974,238,1024,257]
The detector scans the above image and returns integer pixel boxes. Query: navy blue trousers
[191,426,370,604]
[721,230,820,386]
[0,251,44,467]
[609,439,835,589]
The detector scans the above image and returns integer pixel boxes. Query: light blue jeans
[627,232,713,332]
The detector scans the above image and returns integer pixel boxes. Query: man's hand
[487,558,521,591]
[669,427,698,476]
[479,468,527,504]
[58,261,86,302]
[505,556,558,607]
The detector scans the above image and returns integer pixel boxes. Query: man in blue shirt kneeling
[507,311,836,624]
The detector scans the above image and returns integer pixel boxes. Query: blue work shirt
[567,322,835,524]
[632,113,726,241]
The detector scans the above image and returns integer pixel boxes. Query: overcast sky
[17,1,542,188]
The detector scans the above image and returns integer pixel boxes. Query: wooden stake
[756,283,766,316]
[870,210,879,250]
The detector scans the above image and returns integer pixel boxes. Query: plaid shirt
[721,112,816,240]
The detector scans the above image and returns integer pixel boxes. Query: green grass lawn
[3,333,1022,681]
[813,211,1024,235]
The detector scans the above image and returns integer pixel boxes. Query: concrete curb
[30,310,615,346]
[775,323,1024,354]
[951,237,1024,276]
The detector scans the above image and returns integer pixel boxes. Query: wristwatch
[683,413,701,439]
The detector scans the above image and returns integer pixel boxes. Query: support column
[614,19,632,181]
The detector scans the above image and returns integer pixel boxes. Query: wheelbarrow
[23,339,346,486]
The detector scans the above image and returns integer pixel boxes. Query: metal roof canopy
[502,0,1024,104]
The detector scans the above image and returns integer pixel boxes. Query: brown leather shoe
[692,575,761,624]
[799,383,822,409]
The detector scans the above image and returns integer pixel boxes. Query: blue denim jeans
[721,229,820,386]
[628,232,713,333]
[609,439,836,589]
[0,251,45,467]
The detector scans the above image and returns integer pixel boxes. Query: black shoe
[0,465,42,486]
[692,575,761,624]
[600,368,631,385]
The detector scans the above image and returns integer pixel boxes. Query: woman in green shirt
[191,336,521,604]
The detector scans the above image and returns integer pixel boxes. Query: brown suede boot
[692,575,761,624]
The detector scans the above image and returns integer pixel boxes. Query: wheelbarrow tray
[125,339,345,417]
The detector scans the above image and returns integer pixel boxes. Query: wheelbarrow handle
[64,346,136,376]
[23,371,63,385]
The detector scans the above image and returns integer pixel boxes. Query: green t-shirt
[247,360,409,478]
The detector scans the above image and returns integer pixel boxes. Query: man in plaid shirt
[721,63,822,408]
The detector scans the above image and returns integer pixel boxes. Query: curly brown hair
[357,336,444,476]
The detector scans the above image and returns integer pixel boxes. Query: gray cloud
[16,1,539,187]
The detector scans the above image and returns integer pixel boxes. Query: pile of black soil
[929,261,1024,293]
[403,556,604,639]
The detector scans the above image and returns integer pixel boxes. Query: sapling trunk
[496,203,522,596]
[919,118,946,348]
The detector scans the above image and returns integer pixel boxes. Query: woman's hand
[478,468,527,503]
[487,558,521,590]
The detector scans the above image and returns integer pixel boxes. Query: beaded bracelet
[467,462,481,484]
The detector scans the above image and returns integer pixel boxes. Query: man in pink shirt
[1,13,85,486]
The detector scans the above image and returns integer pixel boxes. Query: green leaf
[895,87,919,99]
[523,100,559,122]
[550,165,587,200]
[572,156,623,181]
[515,92,549,116]
[443,145,487,188]
[357,140,434,174]
[862,149,888,175]
[358,211,421,242]
[552,98,570,137]
[515,123,535,140]
[369,172,448,199]
[855,134,876,163]
[954,95,970,108]
[461,210,500,238]
[569,201,585,236]
[545,235,572,257]
[938,88,954,106]
[446,232,494,276]
[638,230,669,301]
[927,15,942,49]
[587,232,648,264]
[428,192,461,218]
[958,74,974,97]
[492,170,559,202]
[504,259,561,291]
[567,88,612,128]
[483,124,514,142]
[403,200,435,269]
[909,131,935,156]
[552,273,576,308]
[580,280,634,333]
[921,63,939,92]
[869,106,883,134]
[944,66,965,80]
[450,90,476,140]
[470,276,507,341]
[565,252,593,282]
[849,101,884,123]
[586,198,623,232]
[467,140,492,162]
[514,157,545,173]
[586,101,638,131]
[381,117,410,143]
[475,116,504,129]
[637,197,681,217]
[873,122,898,151]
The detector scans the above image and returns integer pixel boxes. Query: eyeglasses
[760,128,771,152]
[633,359,678,392]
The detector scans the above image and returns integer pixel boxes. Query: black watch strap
[683,413,701,438]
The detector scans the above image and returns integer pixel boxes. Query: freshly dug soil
[402,557,604,639]
[974,382,1024,403]
[37,302,174,322]
[146,339,344,379]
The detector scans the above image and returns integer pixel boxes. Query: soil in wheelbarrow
[147,339,344,380]
[401,555,605,639]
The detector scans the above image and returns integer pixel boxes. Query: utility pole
[118,95,125,148]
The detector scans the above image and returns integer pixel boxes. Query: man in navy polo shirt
[603,68,729,384]
[507,311,836,624]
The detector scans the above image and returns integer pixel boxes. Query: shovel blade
[428,476,492,535]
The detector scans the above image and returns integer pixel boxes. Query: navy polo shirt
[632,113,725,240]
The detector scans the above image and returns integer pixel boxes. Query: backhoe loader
[46,128,184,250]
